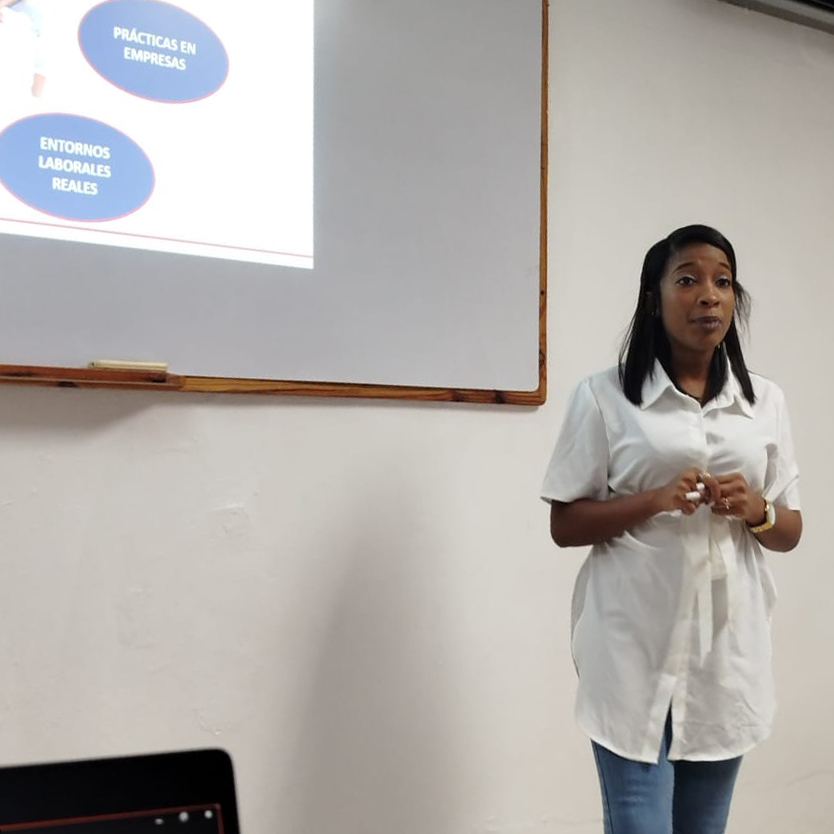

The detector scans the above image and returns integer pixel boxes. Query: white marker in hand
[685,483,706,503]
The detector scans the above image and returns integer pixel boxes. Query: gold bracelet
[747,497,776,533]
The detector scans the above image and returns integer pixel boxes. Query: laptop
[0,749,239,834]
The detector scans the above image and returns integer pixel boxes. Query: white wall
[0,0,831,832]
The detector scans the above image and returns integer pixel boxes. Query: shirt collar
[639,361,677,409]
[639,359,754,418]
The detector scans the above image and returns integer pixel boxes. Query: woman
[541,225,802,834]
[0,0,47,97]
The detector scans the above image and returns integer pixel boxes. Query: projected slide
[0,0,313,267]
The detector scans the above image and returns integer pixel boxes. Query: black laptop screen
[0,751,238,834]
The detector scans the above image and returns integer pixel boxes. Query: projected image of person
[0,0,47,97]
[541,225,802,834]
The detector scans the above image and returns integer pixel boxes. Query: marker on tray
[88,359,169,373]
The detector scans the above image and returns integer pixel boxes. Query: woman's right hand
[654,467,720,515]
[549,468,722,548]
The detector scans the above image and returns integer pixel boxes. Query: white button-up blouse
[541,363,801,763]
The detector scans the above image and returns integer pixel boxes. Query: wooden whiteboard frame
[0,2,548,406]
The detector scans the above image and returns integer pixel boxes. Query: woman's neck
[669,350,715,403]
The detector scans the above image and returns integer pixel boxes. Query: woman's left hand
[709,472,765,524]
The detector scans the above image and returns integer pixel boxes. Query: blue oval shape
[79,0,228,103]
[0,114,155,222]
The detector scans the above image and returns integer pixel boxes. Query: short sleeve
[540,377,610,504]
[764,389,801,510]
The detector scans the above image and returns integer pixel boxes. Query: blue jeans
[591,718,742,834]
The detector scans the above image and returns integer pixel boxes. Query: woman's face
[659,242,735,362]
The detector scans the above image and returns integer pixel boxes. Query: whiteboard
[0,0,547,402]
